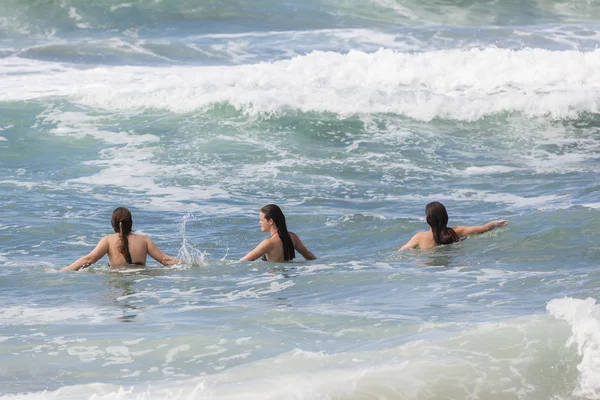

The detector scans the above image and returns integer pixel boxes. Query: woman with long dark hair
[399,201,508,250]
[241,204,317,262]
[62,207,179,271]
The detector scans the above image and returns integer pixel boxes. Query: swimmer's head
[260,204,295,261]
[260,204,285,230]
[111,207,133,235]
[426,201,459,245]
[426,201,448,229]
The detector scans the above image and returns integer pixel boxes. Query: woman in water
[399,201,508,250]
[241,204,317,262]
[62,207,179,271]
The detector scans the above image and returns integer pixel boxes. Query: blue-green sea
[2,0,600,398]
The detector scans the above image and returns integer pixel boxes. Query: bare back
[402,228,463,250]
[62,223,180,272]
[103,233,177,268]
[245,232,317,262]
[106,233,150,266]
[262,233,301,262]
[399,220,508,251]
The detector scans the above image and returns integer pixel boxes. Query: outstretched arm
[241,239,271,261]
[453,220,508,238]
[398,233,420,251]
[291,233,317,260]
[62,237,109,271]
[147,237,179,265]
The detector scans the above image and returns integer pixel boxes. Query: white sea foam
[41,108,159,145]
[384,190,571,209]
[2,48,600,121]
[215,280,296,302]
[523,150,600,174]
[110,3,133,12]
[0,317,563,400]
[0,306,118,325]
[0,180,39,190]
[105,37,173,61]
[35,108,239,213]
[452,190,571,209]
[367,0,480,25]
[547,297,600,399]
[460,165,521,175]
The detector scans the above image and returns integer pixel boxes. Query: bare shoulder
[265,235,280,245]
[258,237,277,252]
[399,230,428,251]
[289,232,302,244]
[128,233,148,238]
[125,233,152,248]
[105,233,119,243]
[128,233,150,241]
[414,230,429,239]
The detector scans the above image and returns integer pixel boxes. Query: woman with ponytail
[62,207,179,271]
[399,201,508,251]
[241,204,316,262]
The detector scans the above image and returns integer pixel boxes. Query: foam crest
[0,306,117,325]
[547,297,600,399]
[2,48,600,120]
[460,165,521,175]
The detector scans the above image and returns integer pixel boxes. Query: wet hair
[111,207,133,264]
[426,201,460,246]
[261,204,295,261]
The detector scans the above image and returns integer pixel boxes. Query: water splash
[547,297,600,399]
[177,213,208,266]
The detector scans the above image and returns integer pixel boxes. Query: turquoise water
[2,0,600,398]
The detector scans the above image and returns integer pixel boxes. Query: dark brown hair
[111,207,133,264]
[261,204,295,261]
[426,201,460,245]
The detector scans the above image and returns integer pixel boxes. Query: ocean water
[1,0,600,398]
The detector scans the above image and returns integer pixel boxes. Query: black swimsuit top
[109,261,145,268]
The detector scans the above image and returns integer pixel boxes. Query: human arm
[147,237,179,265]
[61,236,109,271]
[453,220,508,238]
[290,233,317,260]
[240,239,271,261]
[398,233,420,251]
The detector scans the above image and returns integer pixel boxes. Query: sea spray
[177,213,209,266]
[547,297,600,399]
